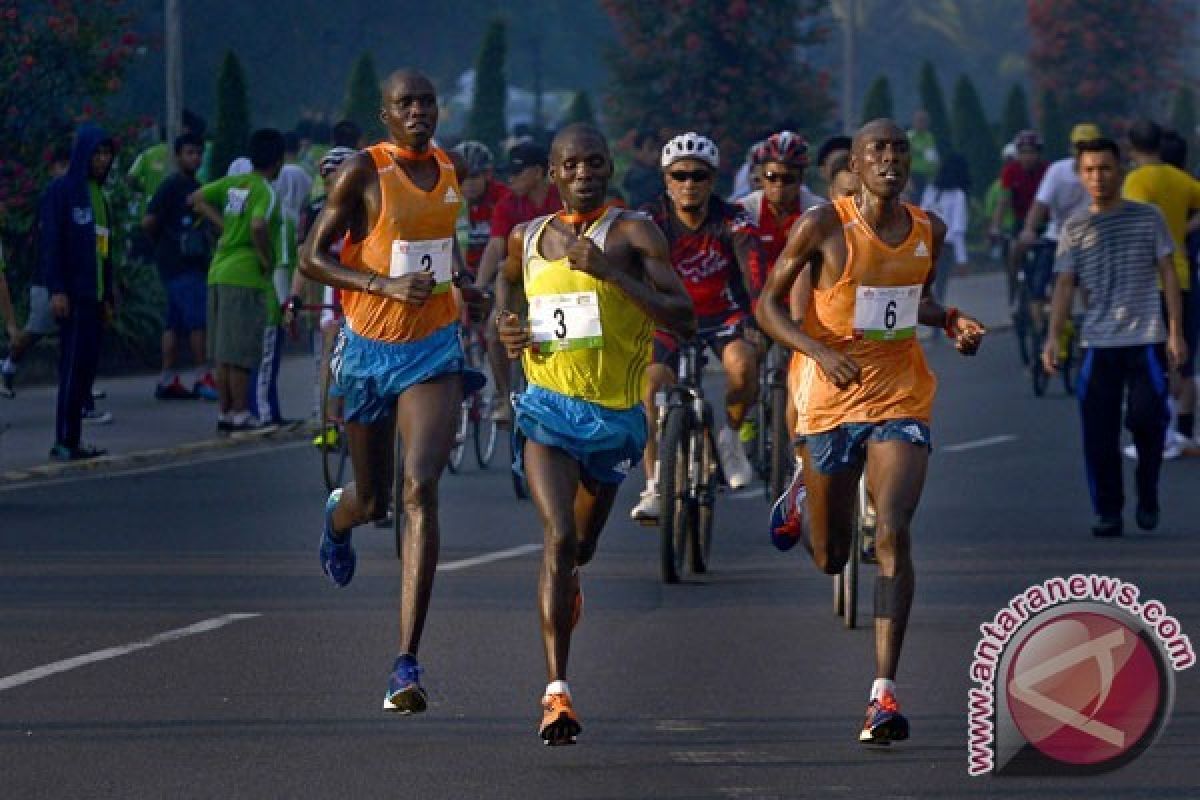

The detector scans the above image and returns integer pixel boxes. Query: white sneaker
[631,484,660,521]
[82,409,113,425]
[1123,429,1190,462]
[717,426,754,489]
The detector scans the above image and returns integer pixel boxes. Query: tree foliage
[0,0,143,230]
[1001,83,1031,143]
[1171,87,1196,171]
[601,0,833,179]
[211,50,250,180]
[563,91,596,127]
[951,74,996,197]
[343,51,382,143]
[861,76,894,124]
[1026,0,1194,133]
[467,18,508,156]
[916,60,954,149]
[1037,87,1070,161]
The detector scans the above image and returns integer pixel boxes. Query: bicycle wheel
[474,389,498,468]
[508,424,529,500]
[1030,317,1048,397]
[659,405,692,584]
[319,334,349,493]
[447,400,469,473]
[1011,276,1030,367]
[768,380,790,504]
[690,410,718,575]
[842,477,865,630]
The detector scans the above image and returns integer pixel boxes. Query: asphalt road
[3,332,1199,799]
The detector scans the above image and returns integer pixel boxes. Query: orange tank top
[340,143,461,343]
[790,196,937,434]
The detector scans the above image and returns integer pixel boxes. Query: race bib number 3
[530,292,603,354]
[853,284,921,341]
[390,237,453,294]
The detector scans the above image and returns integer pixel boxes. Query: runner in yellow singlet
[756,119,986,745]
[495,124,695,745]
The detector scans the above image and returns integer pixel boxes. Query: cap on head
[506,141,549,173]
[1070,123,1102,145]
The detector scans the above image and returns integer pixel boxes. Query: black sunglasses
[667,169,712,183]
[762,171,799,185]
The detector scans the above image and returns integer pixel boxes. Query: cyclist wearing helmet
[452,140,511,279]
[631,132,761,521]
[738,131,827,299]
[989,129,1047,239]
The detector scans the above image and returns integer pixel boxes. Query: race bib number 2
[853,284,921,341]
[530,292,603,354]
[390,237,453,294]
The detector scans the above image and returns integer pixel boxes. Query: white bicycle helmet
[661,132,719,170]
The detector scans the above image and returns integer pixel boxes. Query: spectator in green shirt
[907,109,939,195]
[188,128,285,433]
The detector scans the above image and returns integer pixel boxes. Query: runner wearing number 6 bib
[755,119,986,746]
[495,124,695,746]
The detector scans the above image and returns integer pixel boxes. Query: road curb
[0,424,310,486]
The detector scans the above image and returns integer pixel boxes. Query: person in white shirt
[920,152,970,305]
[1019,123,1099,249]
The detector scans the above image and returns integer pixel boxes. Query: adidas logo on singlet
[914,240,929,257]
[443,187,460,204]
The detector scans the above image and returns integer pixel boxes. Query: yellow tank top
[521,209,653,410]
[791,196,938,433]
[340,143,460,343]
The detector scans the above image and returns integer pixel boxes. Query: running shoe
[859,691,909,745]
[312,426,340,450]
[319,488,355,587]
[769,465,807,551]
[193,374,219,402]
[630,484,660,522]
[1135,506,1159,531]
[382,654,427,714]
[1091,515,1123,538]
[49,443,107,462]
[155,376,194,400]
[738,417,758,444]
[539,692,581,746]
[717,426,754,489]
[82,409,113,425]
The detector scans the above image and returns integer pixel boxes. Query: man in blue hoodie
[40,124,116,461]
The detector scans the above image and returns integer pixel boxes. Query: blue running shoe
[383,654,428,713]
[769,465,807,551]
[319,488,355,587]
[859,691,909,745]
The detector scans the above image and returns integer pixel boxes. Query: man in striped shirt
[1043,138,1187,537]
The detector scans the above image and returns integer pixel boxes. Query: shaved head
[551,123,609,164]
[383,68,435,99]
[853,118,905,154]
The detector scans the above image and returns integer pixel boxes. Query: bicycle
[447,319,499,473]
[750,343,792,504]
[654,337,720,584]
[1015,240,1079,397]
[832,473,873,629]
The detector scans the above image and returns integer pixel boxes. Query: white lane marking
[0,613,261,693]
[437,543,541,572]
[943,434,1018,453]
[0,441,310,492]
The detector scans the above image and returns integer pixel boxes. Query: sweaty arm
[299,153,376,294]
[474,236,508,289]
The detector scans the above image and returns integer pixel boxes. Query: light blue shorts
[514,385,647,485]
[331,323,485,424]
[797,418,932,474]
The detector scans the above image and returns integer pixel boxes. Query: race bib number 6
[529,291,603,354]
[390,237,453,294]
[853,284,921,341]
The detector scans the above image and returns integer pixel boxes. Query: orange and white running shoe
[539,693,582,746]
[859,690,909,745]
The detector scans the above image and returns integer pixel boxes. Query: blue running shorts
[797,418,932,474]
[514,385,647,484]
[331,323,485,424]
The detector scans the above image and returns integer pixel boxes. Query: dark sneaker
[859,691,909,745]
[1091,515,1123,537]
[769,465,807,551]
[318,489,355,587]
[49,443,107,462]
[382,654,427,714]
[1135,507,1159,531]
[539,692,581,746]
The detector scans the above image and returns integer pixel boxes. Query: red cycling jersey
[737,187,826,298]
[643,194,755,321]
[462,179,512,274]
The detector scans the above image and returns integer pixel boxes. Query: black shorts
[652,312,749,371]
